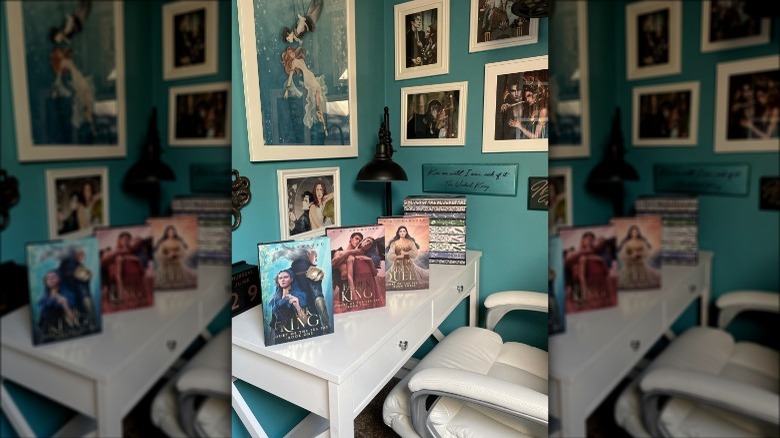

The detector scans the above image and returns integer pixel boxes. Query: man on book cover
[330,230,385,312]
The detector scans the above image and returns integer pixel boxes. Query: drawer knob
[457,285,464,293]
[398,340,408,351]
[630,340,640,351]
[689,285,697,293]
[167,340,177,351]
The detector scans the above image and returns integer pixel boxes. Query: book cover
[326,225,386,314]
[549,235,566,335]
[558,224,618,313]
[258,236,334,346]
[147,216,199,290]
[378,216,430,291]
[232,261,262,317]
[95,225,155,313]
[610,216,663,290]
[635,195,699,265]
[26,236,102,345]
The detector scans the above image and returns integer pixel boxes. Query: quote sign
[654,163,750,196]
[422,163,518,196]
[528,177,548,210]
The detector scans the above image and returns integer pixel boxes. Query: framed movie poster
[715,55,780,153]
[549,166,572,236]
[45,167,109,240]
[482,56,549,153]
[468,0,538,53]
[6,1,126,162]
[400,81,467,146]
[632,81,700,147]
[394,0,450,81]
[162,0,218,80]
[625,1,681,81]
[237,0,358,161]
[277,167,341,241]
[701,0,771,53]
[168,82,231,147]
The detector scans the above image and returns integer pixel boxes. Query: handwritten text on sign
[528,177,548,210]
[654,163,750,196]
[422,164,519,196]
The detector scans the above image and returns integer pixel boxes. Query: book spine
[429,251,466,259]
[404,199,467,206]
[429,258,467,265]
[430,242,466,252]
[404,211,467,219]
[401,205,467,212]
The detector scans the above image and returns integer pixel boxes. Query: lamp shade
[356,142,408,182]
[122,107,175,188]
[586,107,638,185]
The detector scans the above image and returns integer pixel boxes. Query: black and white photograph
[169,82,231,146]
[163,1,218,80]
[394,0,449,80]
[626,1,680,80]
[633,81,699,147]
[401,81,467,146]
[45,167,109,239]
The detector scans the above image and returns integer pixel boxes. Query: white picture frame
[168,82,231,147]
[632,81,700,147]
[549,166,572,236]
[625,1,681,81]
[277,167,341,241]
[46,167,110,239]
[400,81,467,146]
[700,0,771,53]
[162,0,218,80]
[394,0,450,81]
[468,0,539,53]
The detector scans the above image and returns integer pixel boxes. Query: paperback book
[326,225,386,314]
[147,216,199,290]
[258,236,334,346]
[404,195,466,266]
[610,216,663,290]
[378,215,430,291]
[558,224,618,313]
[231,261,262,317]
[635,195,698,265]
[95,225,155,313]
[548,235,566,335]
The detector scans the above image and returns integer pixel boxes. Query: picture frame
[549,166,572,235]
[45,167,110,240]
[237,0,358,162]
[6,1,126,162]
[468,0,539,53]
[700,0,771,53]
[277,167,341,241]
[482,56,549,153]
[400,81,467,146]
[549,1,589,159]
[759,176,780,210]
[625,1,681,81]
[715,55,780,153]
[162,0,218,80]
[394,0,450,81]
[632,81,700,147]
[168,82,231,147]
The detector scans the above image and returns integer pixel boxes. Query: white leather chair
[614,290,779,437]
[383,291,549,438]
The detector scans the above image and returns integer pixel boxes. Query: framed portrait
[168,82,231,147]
[6,1,126,162]
[45,167,109,240]
[715,55,780,153]
[277,167,341,241]
[632,81,700,147]
[394,0,450,81]
[549,166,572,236]
[549,1,589,159]
[401,81,467,146]
[162,0,218,80]
[625,1,681,81]
[701,0,771,53]
[237,0,358,162]
[468,0,538,53]
[482,56,549,153]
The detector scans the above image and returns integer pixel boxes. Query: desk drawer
[432,264,476,324]
[664,280,700,326]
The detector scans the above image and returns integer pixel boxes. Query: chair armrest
[484,291,547,331]
[176,367,231,398]
[716,290,779,329]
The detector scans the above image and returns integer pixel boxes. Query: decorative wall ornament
[231,169,251,231]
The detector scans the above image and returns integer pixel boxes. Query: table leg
[232,378,270,438]
[1,381,36,437]
[327,379,354,437]
[559,383,587,438]
[95,384,122,438]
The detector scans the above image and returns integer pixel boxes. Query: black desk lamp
[357,107,408,216]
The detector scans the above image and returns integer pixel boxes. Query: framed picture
[482,56,549,153]
[632,81,700,147]
[715,55,780,153]
[277,167,341,241]
[45,167,109,240]
[468,0,539,53]
[401,81,467,146]
[701,0,771,53]
[162,0,219,80]
[394,0,450,81]
[168,82,231,147]
[237,0,358,161]
[625,1,681,81]
[549,1,589,159]
[6,1,126,162]
[549,166,572,236]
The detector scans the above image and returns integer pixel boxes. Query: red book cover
[559,224,618,313]
[95,224,155,312]
[378,215,430,291]
[326,224,386,314]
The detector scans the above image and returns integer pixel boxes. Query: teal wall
[231,0,549,436]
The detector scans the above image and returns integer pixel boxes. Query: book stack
[403,195,466,265]
[171,196,231,265]
[634,195,699,266]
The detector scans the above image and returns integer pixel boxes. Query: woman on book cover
[154,225,197,289]
[38,270,79,331]
[268,269,308,345]
[564,232,616,307]
[617,225,660,289]
[386,226,429,287]
[101,231,152,307]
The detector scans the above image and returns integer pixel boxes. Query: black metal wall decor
[232,169,252,230]
[0,168,20,232]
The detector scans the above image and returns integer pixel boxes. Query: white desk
[232,250,481,437]
[1,265,230,437]
[549,251,712,438]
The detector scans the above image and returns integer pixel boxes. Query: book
[95,224,155,313]
[403,195,467,207]
[635,195,698,265]
[147,216,199,290]
[378,216,430,291]
[172,196,231,265]
[325,224,386,314]
[257,236,334,346]
[610,216,663,290]
[548,235,566,335]
[26,236,103,345]
[232,261,262,317]
[404,195,467,266]
[558,224,619,313]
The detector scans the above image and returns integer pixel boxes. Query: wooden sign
[654,163,750,196]
[528,177,548,210]
[422,164,518,196]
